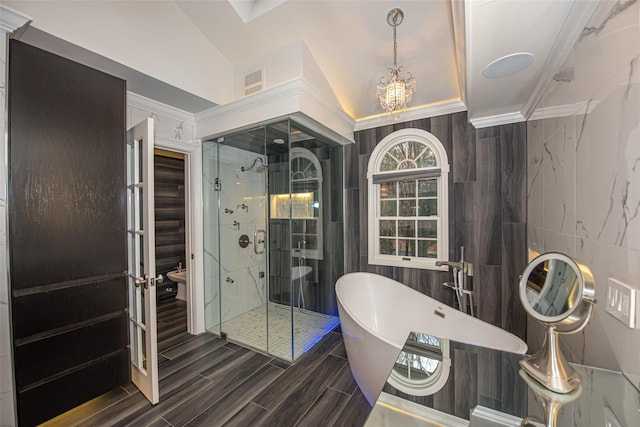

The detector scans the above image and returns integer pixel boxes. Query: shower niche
[203,119,344,362]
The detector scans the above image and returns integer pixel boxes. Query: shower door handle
[254,229,266,254]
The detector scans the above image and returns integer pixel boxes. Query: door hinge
[214,178,222,191]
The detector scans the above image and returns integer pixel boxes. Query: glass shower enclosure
[202,119,343,362]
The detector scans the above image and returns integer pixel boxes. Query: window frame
[367,128,449,270]
[388,333,452,396]
[290,147,323,260]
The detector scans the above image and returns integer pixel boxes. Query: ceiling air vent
[244,68,264,96]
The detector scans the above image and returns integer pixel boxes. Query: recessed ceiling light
[482,52,535,79]
[273,138,285,145]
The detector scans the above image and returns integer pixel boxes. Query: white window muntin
[376,177,441,259]
[367,129,449,270]
[290,147,323,260]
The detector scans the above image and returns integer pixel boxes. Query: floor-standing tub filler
[336,272,527,405]
[202,119,344,362]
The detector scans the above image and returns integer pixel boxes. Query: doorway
[154,136,205,336]
[126,120,205,405]
[153,149,189,350]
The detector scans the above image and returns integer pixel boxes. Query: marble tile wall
[202,144,268,328]
[0,30,16,427]
[527,0,640,387]
[346,113,528,339]
[202,143,220,331]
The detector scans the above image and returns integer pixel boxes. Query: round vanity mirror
[518,252,595,394]
[520,253,584,323]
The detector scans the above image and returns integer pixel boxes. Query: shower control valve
[239,234,251,248]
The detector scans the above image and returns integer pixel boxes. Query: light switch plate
[605,278,637,328]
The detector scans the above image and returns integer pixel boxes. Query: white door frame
[155,136,205,334]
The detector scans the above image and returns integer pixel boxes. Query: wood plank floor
[42,298,371,426]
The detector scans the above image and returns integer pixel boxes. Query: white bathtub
[336,272,527,405]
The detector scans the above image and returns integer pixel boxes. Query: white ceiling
[7,0,598,127]
[175,0,596,124]
[175,0,460,120]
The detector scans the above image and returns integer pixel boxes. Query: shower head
[241,156,267,172]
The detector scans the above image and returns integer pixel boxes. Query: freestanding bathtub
[336,272,527,405]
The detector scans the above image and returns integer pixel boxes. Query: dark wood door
[8,39,129,426]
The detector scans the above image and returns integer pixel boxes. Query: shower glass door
[202,124,286,356]
[264,122,293,360]
[222,125,269,353]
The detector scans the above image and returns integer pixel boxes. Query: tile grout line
[291,386,328,427]
[268,353,347,425]
[250,400,273,413]
[327,386,354,397]
[216,369,288,427]
[182,358,282,426]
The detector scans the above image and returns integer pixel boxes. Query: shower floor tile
[219,303,339,361]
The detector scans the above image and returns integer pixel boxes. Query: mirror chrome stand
[518,369,581,426]
[518,252,596,395]
[520,325,580,393]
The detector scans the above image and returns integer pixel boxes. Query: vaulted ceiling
[175,0,460,120]
[6,0,597,128]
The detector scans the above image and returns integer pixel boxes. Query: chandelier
[376,8,416,113]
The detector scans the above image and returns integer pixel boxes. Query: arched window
[270,147,323,259]
[367,129,449,270]
[290,147,323,260]
[388,333,451,396]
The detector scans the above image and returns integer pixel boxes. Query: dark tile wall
[268,143,344,316]
[382,342,528,419]
[344,112,528,339]
[154,154,186,288]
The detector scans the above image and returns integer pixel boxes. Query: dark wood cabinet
[8,39,129,426]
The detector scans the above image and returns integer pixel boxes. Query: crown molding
[521,0,599,120]
[450,0,467,107]
[195,77,355,144]
[127,91,196,126]
[528,100,598,121]
[295,78,355,144]
[155,135,201,149]
[354,99,467,132]
[0,5,31,34]
[470,111,526,129]
[528,104,576,121]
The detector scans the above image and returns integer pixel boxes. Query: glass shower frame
[203,120,293,360]
[203,118,341,362]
